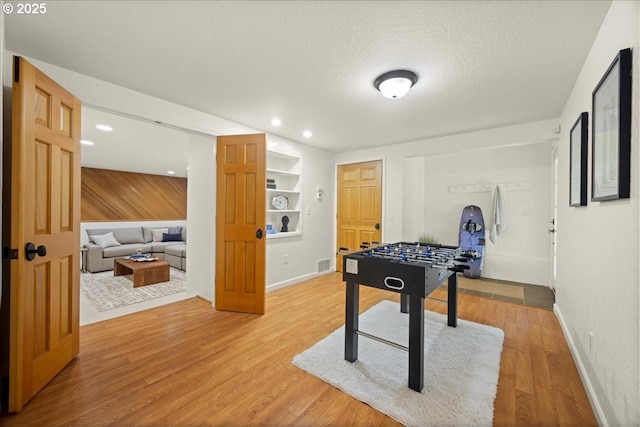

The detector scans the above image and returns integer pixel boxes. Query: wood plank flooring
[0,272,596,426]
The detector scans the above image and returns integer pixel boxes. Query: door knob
[375,223,380,230]
[256,229,263,239]
[25,242,47,261]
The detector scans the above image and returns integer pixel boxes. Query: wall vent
[317,258,330,273]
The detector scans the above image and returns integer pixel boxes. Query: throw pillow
[151,228,169,242]
[168,226,182,234]
[162,233,183,242]
[92,232,121,249]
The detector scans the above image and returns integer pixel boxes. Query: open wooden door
[4,57,81,412]
[215,134,266,314]
[336,160,383,261]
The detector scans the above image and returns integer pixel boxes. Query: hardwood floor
[0,272,596,426]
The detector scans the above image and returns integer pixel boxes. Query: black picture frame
[570,112,588,207]
[591,48,632,201]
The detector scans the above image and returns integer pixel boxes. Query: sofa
[85,226,187,273]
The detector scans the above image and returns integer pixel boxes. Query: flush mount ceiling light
[373,70,418,99]
[95,124,113,131]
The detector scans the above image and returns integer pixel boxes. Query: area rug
[292,300,504,427]
[81,268,186,312]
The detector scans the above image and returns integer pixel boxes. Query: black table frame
[344,273,457,392]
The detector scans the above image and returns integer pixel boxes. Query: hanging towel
[489,185,506,243]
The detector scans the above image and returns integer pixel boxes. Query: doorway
[336,160,383,257]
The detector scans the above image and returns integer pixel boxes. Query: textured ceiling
[5,1,611,159]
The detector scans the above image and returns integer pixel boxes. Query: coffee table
[114,257,170,288]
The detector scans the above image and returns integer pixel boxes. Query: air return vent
[317,258,330,273]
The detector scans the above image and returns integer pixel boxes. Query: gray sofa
[85,226,187,273]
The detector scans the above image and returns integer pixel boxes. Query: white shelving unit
[266,151,301,239]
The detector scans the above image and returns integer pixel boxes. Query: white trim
[266,269,334,292]
[554,304,607,426]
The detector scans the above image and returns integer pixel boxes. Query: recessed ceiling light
[271,118,282,126]
[302,130,313,138]
[96,124,113,131]
[167,170,175,175]
[80,140,94,145]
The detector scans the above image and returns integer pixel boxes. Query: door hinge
[3,247,19,260]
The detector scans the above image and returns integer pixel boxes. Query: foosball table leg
[408,295,425,392]
[345,281,359,362]
[448,273,458,327]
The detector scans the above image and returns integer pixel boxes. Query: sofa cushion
[165,244,186,257]
[168,226,182,234]
[162,232,182,242]
[151,228,169,242]
[113,227,145,244]
[102,244,152,258]
[92,232,121,249]
[88,227,144,245]
[149,241,183,253]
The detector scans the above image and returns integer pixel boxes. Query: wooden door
[215,134,266,314]
[336,160,383,254]
[5,57,81,412]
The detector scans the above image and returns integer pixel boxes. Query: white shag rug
[81,267,186,312]
[292,300,504,427]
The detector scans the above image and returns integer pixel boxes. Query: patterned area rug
[292,300,504,427]
[81,268,186,312]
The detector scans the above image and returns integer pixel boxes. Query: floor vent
[317,258,330,273]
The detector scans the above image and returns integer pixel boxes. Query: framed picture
[570,112,588,207]
[591,48,632,201]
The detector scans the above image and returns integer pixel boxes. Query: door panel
[337,160,383,257]
[7,56,81,412]
[215,134,266,314]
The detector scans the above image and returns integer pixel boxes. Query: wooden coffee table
[114,257,170,288]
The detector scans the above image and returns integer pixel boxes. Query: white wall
[421,143,552,285]
[555,2,640,426]
[336,119,558,286]
[265,136,336,289]
[186,133,216,302]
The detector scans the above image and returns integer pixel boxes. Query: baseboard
[554,303,608,426]
[267,269,334,292]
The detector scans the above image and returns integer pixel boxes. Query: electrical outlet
[283,253,288,265]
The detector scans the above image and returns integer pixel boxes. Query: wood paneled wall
[81,167,187,221]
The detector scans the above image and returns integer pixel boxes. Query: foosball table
[342,242,470,392]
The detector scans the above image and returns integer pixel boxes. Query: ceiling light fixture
[80,140,94,146]
[373,70,418,99]
[271,118,282,126]
[302,130,313,138]
[96,124,113,131]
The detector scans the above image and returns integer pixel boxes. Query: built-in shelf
[267,150,301,238]
[266,231,302,240]
[267,209,299,214]
[267,188,299,194]
[267,168,300,177]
